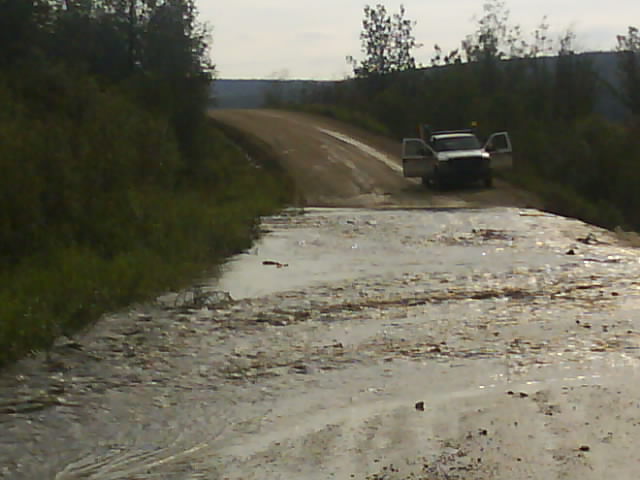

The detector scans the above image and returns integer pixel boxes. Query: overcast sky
[200,1,640,80]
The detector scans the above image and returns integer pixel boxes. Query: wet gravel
[2,207,640,479]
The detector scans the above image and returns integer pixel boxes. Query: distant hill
[211,79,332,109]
[211,52,629,121]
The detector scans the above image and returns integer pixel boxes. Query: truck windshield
[432,136,481,152]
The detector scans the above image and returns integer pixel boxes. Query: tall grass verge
[0,69,292,367]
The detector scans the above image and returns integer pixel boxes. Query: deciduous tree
[347,3,420,78]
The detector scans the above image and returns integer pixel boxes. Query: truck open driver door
[401,138,435,179]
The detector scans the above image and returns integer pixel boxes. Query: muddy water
[2,207,640,479]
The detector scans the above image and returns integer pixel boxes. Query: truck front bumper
[438,158,490,182]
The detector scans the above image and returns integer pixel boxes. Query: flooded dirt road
[2,111,640,479]
[3,207,640,479]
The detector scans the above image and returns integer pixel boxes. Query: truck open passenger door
[484,132,513,170]
[401,138,435,178]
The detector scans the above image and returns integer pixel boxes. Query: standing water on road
[2,207,640,479]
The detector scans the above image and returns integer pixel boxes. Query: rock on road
[1,110,640,480]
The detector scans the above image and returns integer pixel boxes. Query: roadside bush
[0,68,291,366]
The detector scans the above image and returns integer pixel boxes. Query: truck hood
[437,149,488,161]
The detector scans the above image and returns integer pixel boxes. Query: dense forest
[292,2,640,231]
[0,0,291,365]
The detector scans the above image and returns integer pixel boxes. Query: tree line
[2,0,213,154]
[1,0,216,261]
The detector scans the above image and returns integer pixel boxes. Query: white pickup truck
[401,130,512,189]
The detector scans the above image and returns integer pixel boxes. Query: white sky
[199,1,640,79]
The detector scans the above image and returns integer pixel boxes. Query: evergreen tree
[617,26,640,116]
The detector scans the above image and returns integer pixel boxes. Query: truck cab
[401,130,512,189]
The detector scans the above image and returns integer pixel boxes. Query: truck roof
[432,129,475,136]
[431,132,476,140]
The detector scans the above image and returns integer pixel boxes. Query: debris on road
[262,260,289,268]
